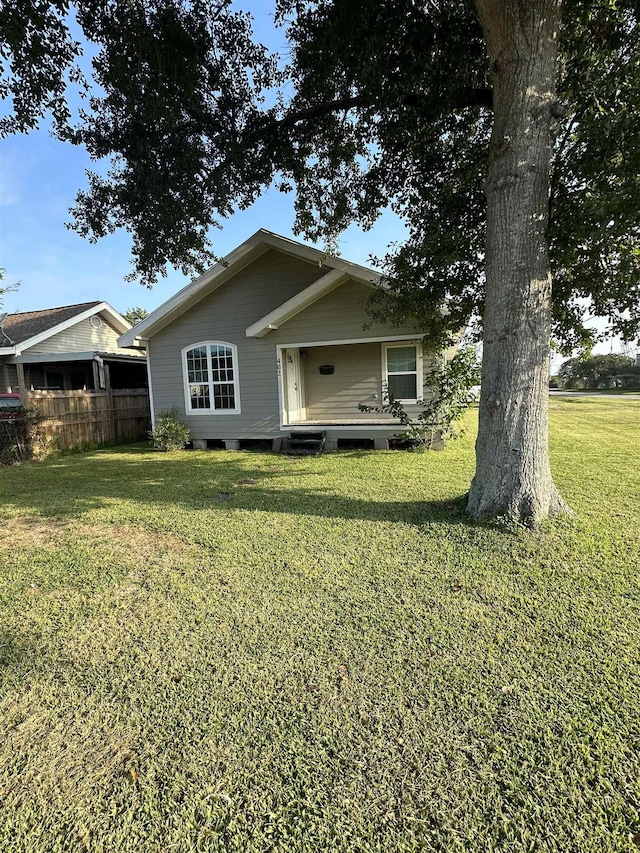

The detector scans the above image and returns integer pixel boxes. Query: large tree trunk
[467,0,571,525]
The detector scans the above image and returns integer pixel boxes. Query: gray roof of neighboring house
[0,302,102,346]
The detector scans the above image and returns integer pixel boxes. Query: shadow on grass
[0,627,41,680]
[2,444,477,530]
[221,487,472,527]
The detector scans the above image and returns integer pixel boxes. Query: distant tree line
[551,355,640,390]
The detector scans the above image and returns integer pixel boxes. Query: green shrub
[358,345,481,450]
[150,408,190,451]
[0,407,45,465]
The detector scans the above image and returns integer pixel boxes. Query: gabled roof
[118,229,381,347]
[0,301,101,346]
[0,301,132,356]
[246,269,351,338]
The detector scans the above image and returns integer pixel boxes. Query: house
[0,301,147,398]
[118,230,454,451]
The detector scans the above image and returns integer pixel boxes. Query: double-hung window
[383,343,422,403]
[182,342,240,413]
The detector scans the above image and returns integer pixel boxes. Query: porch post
[92,357,101,391]
[16,362,29,406]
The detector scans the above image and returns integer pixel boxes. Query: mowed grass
[0,398,639,853]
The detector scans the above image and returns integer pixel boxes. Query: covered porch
[1,351,147,394]
[278,337,429,431]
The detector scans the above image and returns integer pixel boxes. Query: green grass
[552,388,640,395]
[1,398,639,853]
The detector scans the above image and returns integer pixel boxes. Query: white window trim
[381,342,423,404]
[181,341,241,415]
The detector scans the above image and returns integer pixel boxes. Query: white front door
[285,349,304,423]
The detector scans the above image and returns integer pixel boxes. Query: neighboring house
[0,302,147,396]
[118,230,454,450]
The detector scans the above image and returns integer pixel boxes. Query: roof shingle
[0,302,102,346]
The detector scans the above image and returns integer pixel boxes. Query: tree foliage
[122,306,148,326]
[1,0,638,349]
[558,354,640,390]
[0,0,83,137]
[0,268,19,315]
[550,4,640,348]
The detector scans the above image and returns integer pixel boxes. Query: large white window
[382,343,422,403]
[182,342,241,414]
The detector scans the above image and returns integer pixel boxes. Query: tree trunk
[467,0,571,525]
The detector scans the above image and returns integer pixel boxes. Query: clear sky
[0,1,629,367]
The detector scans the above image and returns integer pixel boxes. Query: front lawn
[1,399,639,852]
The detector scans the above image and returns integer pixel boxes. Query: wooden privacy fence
[28,388,151,450]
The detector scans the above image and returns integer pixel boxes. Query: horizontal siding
[270,280,424,344]
[304,343,384,421]
[28,315,131,354]
[303,343,437,422]
[149,249,329,439]
[149,249,442,440]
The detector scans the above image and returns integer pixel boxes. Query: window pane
[187,347,209,383]
[211,346,234,383]
[190,384,211,409]
[386,346,417,373]
[213,383,236,410]
[388,373,417,400]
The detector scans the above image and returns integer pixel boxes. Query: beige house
[118,230,451,451]
[0,301,147,397]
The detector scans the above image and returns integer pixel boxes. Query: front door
[285,349,304,423]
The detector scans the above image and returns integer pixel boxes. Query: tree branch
[276,87,493,128]
[277,95,371,127]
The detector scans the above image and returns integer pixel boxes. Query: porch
[289,418,398,426]
[279,338,429,429]
[1,351,147,394]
